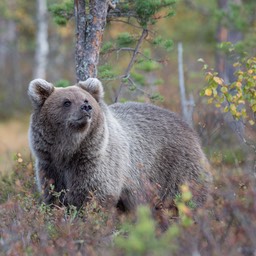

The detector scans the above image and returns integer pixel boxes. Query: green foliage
[115,206,157,255]
[135,60,160,72]
[131,72,146,86]
[0,173,16,203]
[154,78,164,86]
[116,32,136,47]
[174,185,195,227]
[150,92,164,102]
[100,41,114,54]
[115,205,179,255]
[214,1,256,31]
[134,0,176,27]
[207,147,246,166]
[163,39,174,52]
[200,43,256,126]
[98,64,117,79]
[55,79,70,88]
[152,35,164,45]
[217,41,247,57]
[152,36,174,52]
[49,0,73,26]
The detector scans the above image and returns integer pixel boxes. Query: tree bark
[215,0,243,83]
[74,0,109,82]
[34,0,49,79]
[215,0,244,139]
[0,18,21,111]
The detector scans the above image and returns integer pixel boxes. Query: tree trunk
[0,18,20,113]
[178,42,194,127]
[74,0,109,82]
[215,0,243,83]
[34,0,49,79]
[215,0,245,139]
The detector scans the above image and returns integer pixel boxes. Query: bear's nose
[80,103,92,112]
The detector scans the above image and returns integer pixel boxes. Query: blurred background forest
[0,0,255,173]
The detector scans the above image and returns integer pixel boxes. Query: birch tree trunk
[74,0,109,81]
[34,0,49,79]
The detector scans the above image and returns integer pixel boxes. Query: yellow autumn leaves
[204,88,212,96]
[201,56,256,126]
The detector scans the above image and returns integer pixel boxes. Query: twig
[198,217,220,254]
[234,120,256,172]
[232,205,256,245]
[107,10,138,19]
[218,215,234,245]
[127,77,152,99]
[115,29,148,102]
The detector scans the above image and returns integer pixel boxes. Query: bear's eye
[63,100,71,107]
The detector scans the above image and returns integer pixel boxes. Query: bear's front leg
[65,177,119,209]
[64,179,91,209]
[37,161,67,206]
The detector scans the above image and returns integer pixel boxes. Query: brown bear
[28,78,211,210]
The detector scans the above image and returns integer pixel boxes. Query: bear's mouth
[76,115,90,121]
[68,114,91,130]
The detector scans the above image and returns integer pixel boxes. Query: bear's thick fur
[28,78,211,210]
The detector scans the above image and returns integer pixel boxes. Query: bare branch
[127,77,152,99]
[124,29,148,77]
[107,18,142,30]
[114,29,148,102]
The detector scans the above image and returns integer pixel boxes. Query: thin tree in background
[178,42,194,127]
[34,0,49,79]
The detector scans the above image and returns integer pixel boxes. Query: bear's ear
[28,79,54,108]
[77,78,104,102]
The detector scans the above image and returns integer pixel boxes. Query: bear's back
[109,102,197,144]
[109,102,210,206]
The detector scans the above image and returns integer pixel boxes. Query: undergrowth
[0,154,256,255]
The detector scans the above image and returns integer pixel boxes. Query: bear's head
[28,78,104,133]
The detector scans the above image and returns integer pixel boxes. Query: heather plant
[1,155,256,255]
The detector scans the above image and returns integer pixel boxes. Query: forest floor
[0,115,255,255]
